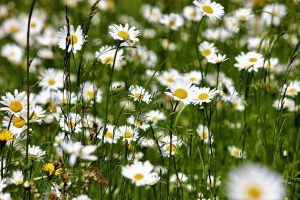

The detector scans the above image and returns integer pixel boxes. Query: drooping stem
[25,0,37,180]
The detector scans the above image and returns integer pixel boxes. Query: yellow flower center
[167,144,177,152]
[50,103,57,113]
[231,149,240,156]
[174,88,188,99]
[202,5,214,14]
[189,12,197,17]
[169,20,176,27]
[249,57,257,62]
[134,93,144,100]
[189,77,197,82]
[48,79,56,86]
[134,119,143,127]
[246,186,262,199]
[67,120,76,129]
[104,131,114,139]
[200,131,208,139]
[287,88,297,94]
[30,22,37,28]
[198,93,209,100]
[133,54,141,61]
[239,15,247,21]
[118,31,130,40]
[9,100,23,113]
[9,25,20,33]
[12,116,26,128]
[0,129,14,142]
[103,57,114,64]
[134,173,144,180]
[86,90,94,98]
[202,49,211,57]
[67,34,78,45]
[124,131,133,138]
[166,77,174,83]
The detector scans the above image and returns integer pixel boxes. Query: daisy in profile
[228,146,245,158]
[165,78,196,104]
[9,170,23,186]
[2,112,27,136]
[170,172,188,184]
[108,23,140,44]
[226,163,285,200]
[160,135,183,157]
[198,41,218,58]
[196,124,213,144]
[22,145,46,161]
[97,124,119,144]
[57,24,85,54]
[61,141,98,166]
[128,85,152,104]
[121,160,159,186]
[39,68,64,91]
[191,87,219,105]
[95,45,124,67]
[207,53,228,64]
[0,89,27,114]
[193,0,224,20]
[160,13,184,30]
[234,51,264,72]
[234,8,253,22]
[183,6,202,22]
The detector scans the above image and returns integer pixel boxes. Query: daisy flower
[2,112,27,137]
[59,112,82,133]
[170,172,188,184]
[127,115,150,131]
[22,145,46,161]
[157,69,180,87]
[228,146,245,158]
[198,41,218,58]
[97,124,119,144]
[121,160,159,186]
[95,45,124,67]
[193,0,224,20]
[72,195,91,200]
[160,13,184,30]
[207,175,221,189]
[234,7,253,21]
[61,141,98,166]
[165,78,197,105]
[226,163,285,200]
[142,5,162,23]
[108,23,140,43]
[1,44,23,64]
[145,110,166,125]
[196,124,213,144]
[262,3,287,26]
[128,85,152,104]
[39,68,64,91]
[0,89,27,114]
[191,87,220,105]
[183,6,203,22]
[117,125,139,143]
[282,80,300,97]
[57,24,85,54]
[81,81,102,103]
[183,70,202,85]
[234,51,264,72]
[9,170,24,186]
[160,135,183,157]
[0,192,11,200]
